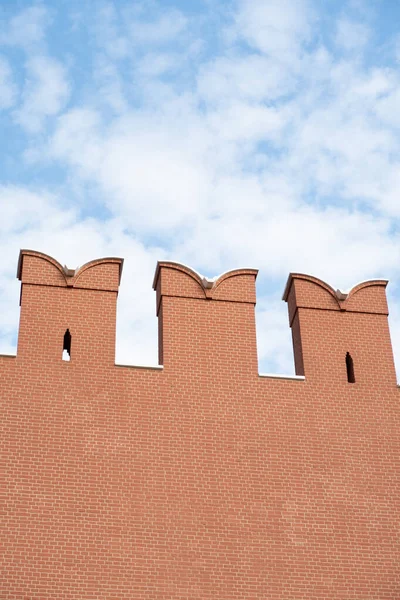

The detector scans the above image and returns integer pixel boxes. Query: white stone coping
[259,373,305,381]
[115,363,164,370]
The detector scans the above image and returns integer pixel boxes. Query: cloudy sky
[1,0,400,375]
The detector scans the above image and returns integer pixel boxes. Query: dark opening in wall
[63,329,71,361]
[346,352,355,383]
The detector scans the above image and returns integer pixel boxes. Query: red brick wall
[1,251,399,599]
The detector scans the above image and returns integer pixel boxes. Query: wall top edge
[17,249,124,286]
[152,260,258,291]
[282,272,388,303]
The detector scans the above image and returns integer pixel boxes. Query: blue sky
[1,0,400,374]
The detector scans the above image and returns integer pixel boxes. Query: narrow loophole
[63,329,71,361]
[346,352,355,383]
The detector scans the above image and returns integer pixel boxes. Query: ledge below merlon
[0,353,305,381]
[2,352,400,389]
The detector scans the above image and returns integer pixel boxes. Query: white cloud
[136,52,182,77]
[126,6,188,46]
[49,108,212,231]
[0,185,74,234]
[50,108,103,171]
[93,56,128,113]
[92,2,130,60]
[206,102,285,144]
[335,18,370,51]
[13,55,70,132]
[277,59,400,217]
[197,53,296,105]
[231,0,314,63]
[0,5,50,48]
[0,55,17,109]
